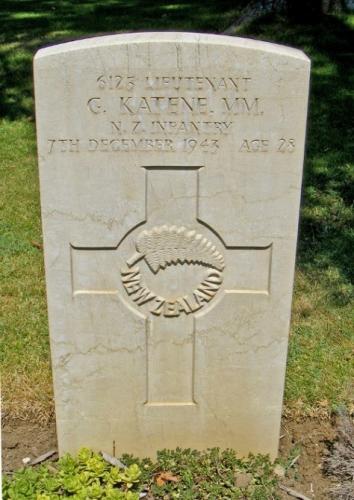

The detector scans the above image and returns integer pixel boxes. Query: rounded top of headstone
[34,32,310,63]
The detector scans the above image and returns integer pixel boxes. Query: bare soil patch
[279,416,337,498]
[2,420,57,472]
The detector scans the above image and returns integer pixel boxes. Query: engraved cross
[71,167,272,407]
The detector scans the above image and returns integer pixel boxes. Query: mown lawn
[0,2,353,422]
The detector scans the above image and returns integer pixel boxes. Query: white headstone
[34,33,310,458]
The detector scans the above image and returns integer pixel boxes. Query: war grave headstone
[34,32,310,458]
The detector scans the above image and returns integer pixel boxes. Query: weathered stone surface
[34,32,310,458]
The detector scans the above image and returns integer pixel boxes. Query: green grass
[238,13,354,412]
[0,120,53,421]
[0,2,353,421]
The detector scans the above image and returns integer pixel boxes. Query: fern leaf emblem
[133,225,225,273]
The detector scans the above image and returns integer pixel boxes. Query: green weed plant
[3,447,280,499]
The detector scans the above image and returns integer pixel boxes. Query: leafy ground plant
[3,448,142,500]
[3,447,281,499]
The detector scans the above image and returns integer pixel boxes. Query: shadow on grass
[0,0,240,118]
[240,14,354,295]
